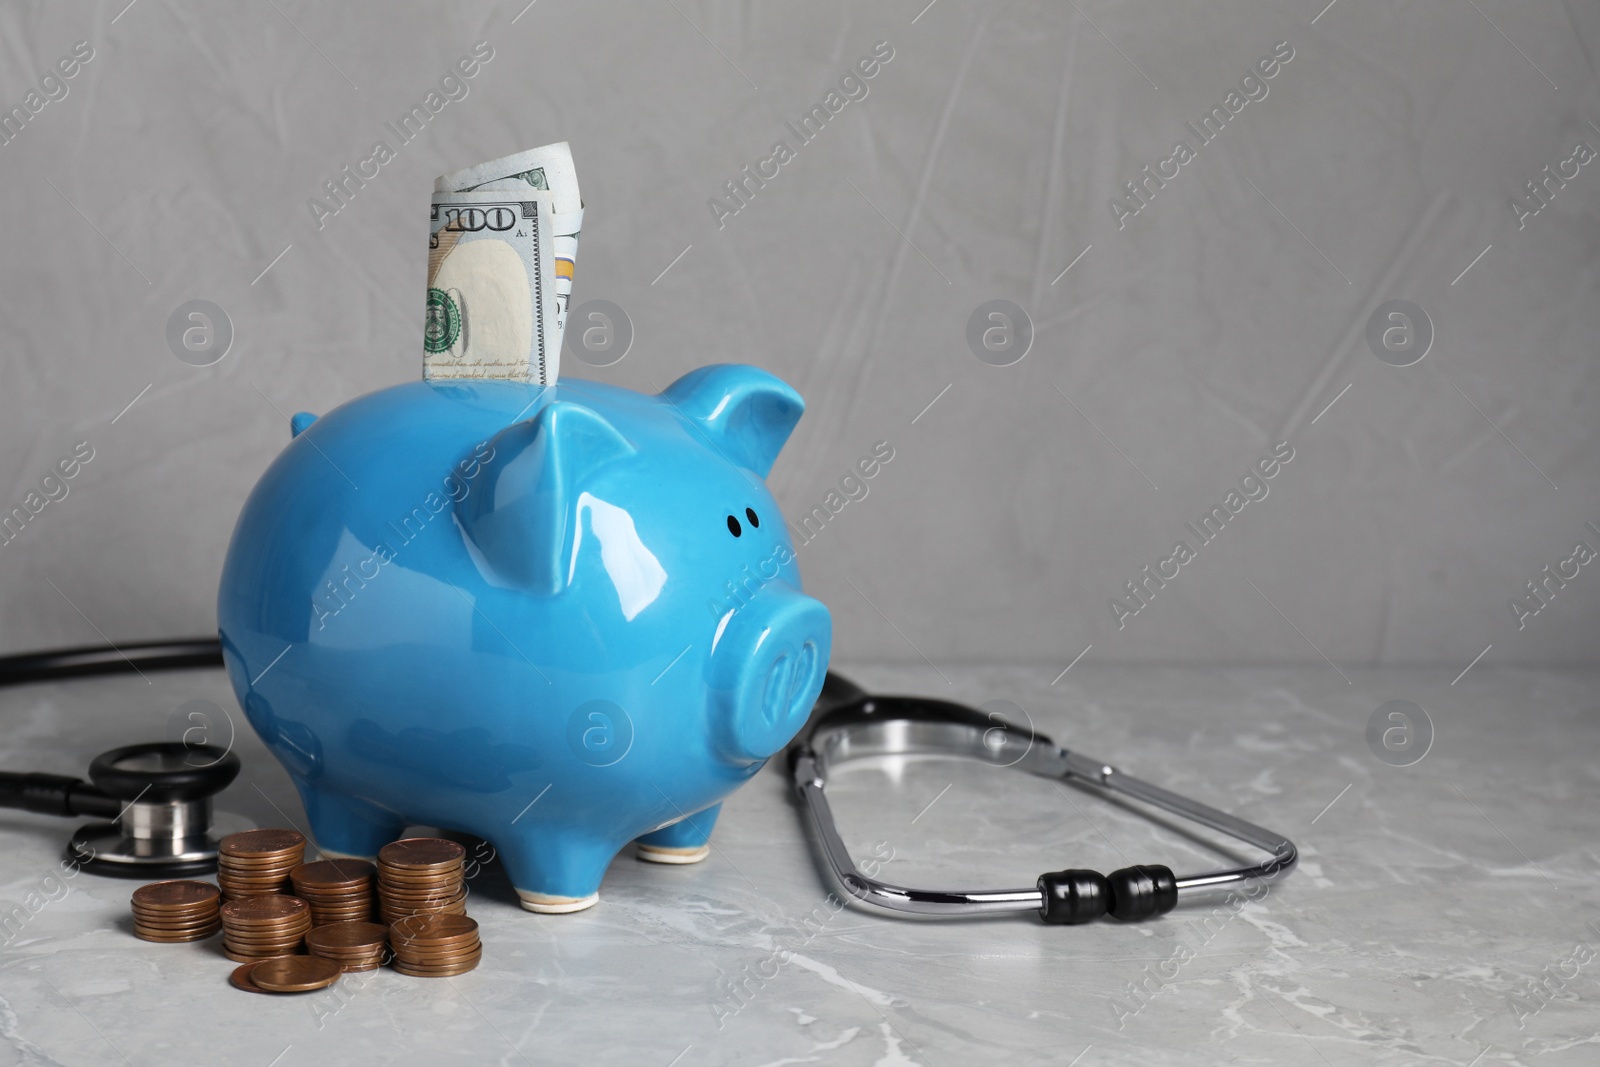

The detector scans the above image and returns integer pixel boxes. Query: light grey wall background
[0,0,1596,679]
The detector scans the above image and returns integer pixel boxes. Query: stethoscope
[0,640,1296,922]
[785,674,1297,924]
[0,639,239,878]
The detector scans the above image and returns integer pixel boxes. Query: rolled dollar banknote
[427,143,583,384]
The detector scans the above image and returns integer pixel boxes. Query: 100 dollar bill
[434,143,582,373]
[423,190,559,383]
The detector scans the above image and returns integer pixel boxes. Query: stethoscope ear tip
[1037,865,1178,924]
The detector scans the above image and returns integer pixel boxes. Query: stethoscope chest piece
[65,742,241,878]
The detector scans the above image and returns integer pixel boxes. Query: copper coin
[388,904,467,919]
[378,838,465,870]
[379,894,462,908]
[136,927,220,943]
[224,923,309,938]
[218,871,296,883]
[220,829,306,857]
[378,874,460,887]
[382,906,466,924]
[392,966,481,978]
[224,932,306,948]
[392,967,480,978]
[293,859,373,886]
[219,870,294,883]
[392,943,478,958]
[131,881,221,910]
[393,949,481,967]
[380,908,464,921]
[225,944,303,956]
[306,922,387,948]
[309,898,372,906]
[223,931,307,946]
[223,928,310,942]
[129,908,217,921]
[132,901,218,916]
[380,883,464,902]
[224,928,305,939]
[392,955,481,977]
[223,946,300,964]
[218,868,299,880]
[387,902,467,921]
[219,870,298,882]
[379,863,462,878]
[219,853,300,867]
[134,916,225,932]
[393,942,480,960]
[222,896,309,922]
[135,919,222,933]
[230,962,272,993]
[381,889,465,903]
[389,938,476,954]
[390,932,480,952]
[219,882,293,895]
[391,913,477,938]
[390,931,480,952]
[219,871,297,883]
[219,869,296,881]
[251,955,342,993]
[378,883,461,898]
[378,871,462,887]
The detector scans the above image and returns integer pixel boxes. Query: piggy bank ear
[459,401,635,593]
[660,364,803,478]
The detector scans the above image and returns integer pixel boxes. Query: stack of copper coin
[376,838,467,924]
[291,859,376,925]
[219,894,312,963]
[217,829,306,898]
[389,914,481,977]
[305,921,389,973]
[130,881,221,942]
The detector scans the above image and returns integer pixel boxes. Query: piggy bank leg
[495,830,617,914]
[634,803,720,865]
[297,784,405,860]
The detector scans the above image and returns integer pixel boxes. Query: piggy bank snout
[710,588,831,763]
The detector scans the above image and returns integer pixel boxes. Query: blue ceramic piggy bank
[217,365,830,912]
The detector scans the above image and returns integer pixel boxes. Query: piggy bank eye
[726,514,742,537]
[745,507,760,528]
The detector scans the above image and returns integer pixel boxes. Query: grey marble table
[1,662,1596,1066]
